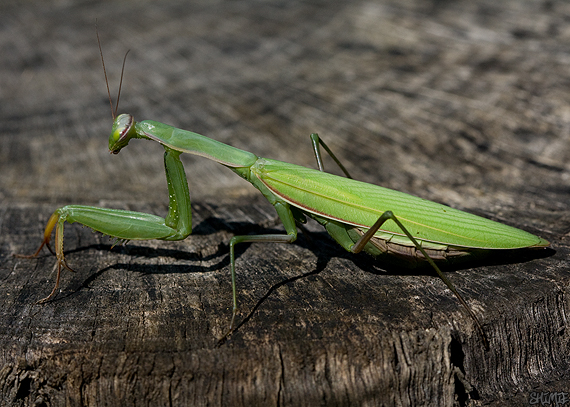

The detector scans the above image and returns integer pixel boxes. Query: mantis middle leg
[226,201,298,332]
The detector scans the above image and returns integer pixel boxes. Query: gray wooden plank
[1,1,569,406]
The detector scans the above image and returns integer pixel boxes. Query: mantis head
[109,113,136,154]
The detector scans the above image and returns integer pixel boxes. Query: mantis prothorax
[17,45,549,349]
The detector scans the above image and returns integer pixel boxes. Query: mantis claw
[217,310,239,345]
[45,241,56,256]
[13,237,52,260]
[36,260,63,304]
[16,210,76,303]
[35,247,75,304]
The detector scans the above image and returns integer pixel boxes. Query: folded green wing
[252,158,548,249]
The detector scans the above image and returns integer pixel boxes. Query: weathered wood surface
[1,0,569,406]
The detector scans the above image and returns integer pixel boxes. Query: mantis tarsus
[17,46,550,349]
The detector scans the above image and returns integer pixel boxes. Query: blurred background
[2,0,569,222]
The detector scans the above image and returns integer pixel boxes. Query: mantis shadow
[43,216,555,337]
[227,226,555,338]
[43,215,286,301]
[222,226,555,340]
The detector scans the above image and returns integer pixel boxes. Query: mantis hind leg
[352,211,489,349]
[309,135,489,348]
[309,133,352,178]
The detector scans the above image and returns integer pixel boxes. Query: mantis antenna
[96,24,129,120]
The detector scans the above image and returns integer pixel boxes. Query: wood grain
[1,1,569,406]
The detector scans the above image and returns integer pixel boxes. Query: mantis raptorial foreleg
[309,133,489,348]
[17,148,193,303]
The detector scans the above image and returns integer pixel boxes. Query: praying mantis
[17,45,550,348]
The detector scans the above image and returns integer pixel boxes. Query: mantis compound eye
[109,113,135,154]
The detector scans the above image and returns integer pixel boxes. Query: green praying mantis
[17,43,550,348]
